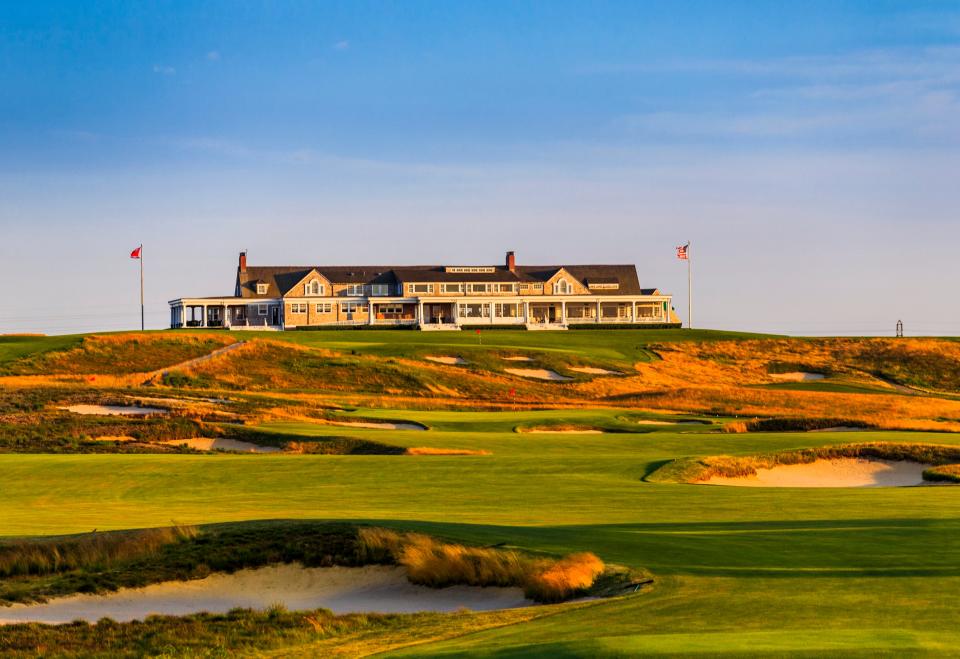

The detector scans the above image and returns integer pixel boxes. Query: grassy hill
[1,328,959,655]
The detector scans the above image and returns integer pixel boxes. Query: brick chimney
[239,250,247,274]
[506,250,516,272]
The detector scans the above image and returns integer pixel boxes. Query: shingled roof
[236,256,648,298]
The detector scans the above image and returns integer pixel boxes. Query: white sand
[503,356,533,362]
[504,368,572,382]
[60,404,167,416]
[569,367,622,375]
[769,372,826,382]
[0,565,533,625]
[634,419,706,426]
[164,438,281,453]
[424,355,468,365]
[705,458,931,488]
[522,429,604,434]
[327,421,426,431]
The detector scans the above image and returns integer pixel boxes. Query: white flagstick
[139,245,145,332]
[687,241,692,330]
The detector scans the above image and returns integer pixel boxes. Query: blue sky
[2,1,959,335]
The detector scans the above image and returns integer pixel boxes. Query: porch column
[202,305,207,328]
[489,301,495,324]
[596,300,601,324]
[631,302,636,323]
[418,301,424,326]
[561,301,566,324]
[524,301,529,323]
[368,300,374,325]
[224,304,230,328]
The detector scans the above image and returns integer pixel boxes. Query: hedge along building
[168,251,680,331]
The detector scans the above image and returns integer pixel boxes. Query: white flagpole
[687,241,692,330]
[140,245,145,332]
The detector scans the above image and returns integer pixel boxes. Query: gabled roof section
[235,261,648,297]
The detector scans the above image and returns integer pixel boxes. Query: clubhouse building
[168,251,679,331]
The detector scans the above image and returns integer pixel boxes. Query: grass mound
[646,442,960,484]
[357,527,608,603]
[923,464,960,483]
[0,525,197,579]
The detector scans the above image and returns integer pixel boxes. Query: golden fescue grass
[923,464,960,483]
[722,421,750,434]
[0,525,198,578]
[405,447,491,456]
[357,528,605,603]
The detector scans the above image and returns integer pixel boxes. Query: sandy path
[504,368,572,382]
[705,458,931,488]
[569,367,622,375]
[0,565,532,624]
[503,356,533,362]
[424,355,468,365]
[164,438,281,453]
[60,404,167,416]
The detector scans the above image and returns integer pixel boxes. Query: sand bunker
[504,368,572,382]
[569,367,622,375]
[0,565,532,625]
[406,447,491,456]
[327,420,426,431]
[704,458,931,488]
[164,438,281,453]
[503,356,533,362]
[522,429,604,434]
[60,404,167,416]
[424,355,468,365]
[769,372,826,382]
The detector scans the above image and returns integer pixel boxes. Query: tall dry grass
[0,524,197,577]
[357,527,604,603]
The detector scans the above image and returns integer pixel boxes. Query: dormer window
[256,283,268,295]
[304,280,325,296]
[554,278,572,295]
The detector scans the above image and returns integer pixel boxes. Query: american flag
[676,243,689,260]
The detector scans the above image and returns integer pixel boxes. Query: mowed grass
[2,424,960,655]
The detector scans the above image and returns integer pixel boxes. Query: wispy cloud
[206,50,221,61]
[333,40,350,50]
[152,64,176,76]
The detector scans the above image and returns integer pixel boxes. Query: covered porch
[169,298,279,329]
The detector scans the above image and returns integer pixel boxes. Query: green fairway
[2,421,959,655]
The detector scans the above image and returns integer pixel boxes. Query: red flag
[475,328,481,334]
[130,246,142,259]
[676,244,689,260]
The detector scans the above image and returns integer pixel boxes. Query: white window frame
[316,303,332,313]
[441,283,462,294]
[256,283,268,295]
[344,284,365,296]
[554,278,571,295]
[408,283,434,294]
[258,304,268,316]
[304,280,326,296]
[369,284,389,297]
